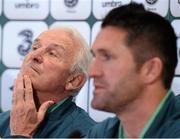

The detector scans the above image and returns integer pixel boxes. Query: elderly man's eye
[31,46,38,51]
[49,51,57,57]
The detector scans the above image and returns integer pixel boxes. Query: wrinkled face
[21,29,77,93]
[88,26,144,113]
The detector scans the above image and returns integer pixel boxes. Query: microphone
[68,130,82,138]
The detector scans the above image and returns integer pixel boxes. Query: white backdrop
[0,0,180,122]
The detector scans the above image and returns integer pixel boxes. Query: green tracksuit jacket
[86,92,180,138]
[0,97,96,138]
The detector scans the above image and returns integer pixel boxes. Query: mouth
[93,84,105,94]
[23,64,40,75]
[94,84,104,89]
[30,65,40,74]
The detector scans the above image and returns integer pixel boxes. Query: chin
[92,98,113,113]
[91,99,104,110]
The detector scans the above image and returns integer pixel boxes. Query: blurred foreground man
[0,27,95,138]
[87,2,180,138]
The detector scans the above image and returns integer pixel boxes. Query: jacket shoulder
[0,111,10,136]
[69,105,96,137]
[86,117,119,138]
[160,114,180,137]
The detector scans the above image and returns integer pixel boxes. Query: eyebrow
[33,39,65,51]
[91,48,109,54]
[49,43,66,52]
[33,38,40,43]
[97,48,108,53]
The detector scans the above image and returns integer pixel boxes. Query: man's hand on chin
[10,74,54,137]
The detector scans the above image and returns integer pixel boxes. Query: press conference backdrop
[0,0,180,122]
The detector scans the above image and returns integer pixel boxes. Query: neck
[117,84,167,137]
[33,89,71,109]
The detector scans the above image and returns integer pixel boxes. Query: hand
[10,74,54,137]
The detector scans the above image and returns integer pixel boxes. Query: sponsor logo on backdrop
[64,0,79,13]
[145,0,158,5]
[102,1,122,8]
[145,0,158,12]
[64,0,78,8]
[15,0,39,9]
[17,29,33,56]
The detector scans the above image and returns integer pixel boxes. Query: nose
[88,59,102,78]
[31,49,43,63]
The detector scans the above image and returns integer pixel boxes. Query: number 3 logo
[17,29,33,56]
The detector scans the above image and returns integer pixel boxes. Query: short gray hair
[61,27,92,80]
[59,27,92,95]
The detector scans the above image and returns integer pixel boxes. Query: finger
[13,73,25,105]
[24,75,35,107]
[37,101,54,123]
[11,78,17,105]
[10,111,15,134]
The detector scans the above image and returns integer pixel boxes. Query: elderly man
[0,27,95,138]
[86,3,180,138]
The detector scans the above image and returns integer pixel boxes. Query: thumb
[37,101,54,123]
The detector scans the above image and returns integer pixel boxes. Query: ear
[65,73,86,91]
[140,57,163,85]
